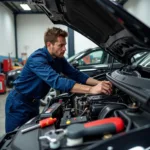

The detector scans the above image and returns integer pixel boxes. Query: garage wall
[124,0,150,27]
[1,1,150,59]
[0,3,15,58]
[17,14,68,58]
[74,31,97,54]
[17,14,97,58]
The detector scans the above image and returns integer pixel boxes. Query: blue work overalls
[5,46,89,132]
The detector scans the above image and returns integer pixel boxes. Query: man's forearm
[86,77,100,86]
[70,80,112,95]
[70,83,92,94]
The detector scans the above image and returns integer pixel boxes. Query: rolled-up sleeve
[28,55,76,92]
[62,58,89,84]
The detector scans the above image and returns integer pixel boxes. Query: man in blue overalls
[5,27,112,133]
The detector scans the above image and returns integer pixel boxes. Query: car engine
[1,67,150,150]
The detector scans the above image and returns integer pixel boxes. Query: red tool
[21,117,57,134]
[66,117,124,146]
[39,117,125,147]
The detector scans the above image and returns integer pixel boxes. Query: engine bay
[49,88,150,131]
[1,67,150,150]
[37,87,150,150]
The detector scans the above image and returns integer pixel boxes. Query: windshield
[67,53,80,62]
[67,51,86,62]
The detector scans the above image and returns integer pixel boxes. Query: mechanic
[5,27,112,133]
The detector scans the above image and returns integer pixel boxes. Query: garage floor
[0,90,44,137]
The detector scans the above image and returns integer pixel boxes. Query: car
[1,0,150,150]
[68,47,122,77]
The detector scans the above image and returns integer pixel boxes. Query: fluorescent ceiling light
[20,4,31,11]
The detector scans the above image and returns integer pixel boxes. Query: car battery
[40,103,63,128]
[40,103,63,119]
[0,73,6,94]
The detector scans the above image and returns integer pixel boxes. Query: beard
[51,47,65,58]
[51,47,57,58]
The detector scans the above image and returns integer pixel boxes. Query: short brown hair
[44,27,68,46]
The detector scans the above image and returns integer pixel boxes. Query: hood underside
[31,0,150,64]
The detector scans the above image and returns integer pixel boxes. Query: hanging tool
[39,117,124,149]
[21,117,57,134]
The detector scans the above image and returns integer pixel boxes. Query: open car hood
[31,0,150,64]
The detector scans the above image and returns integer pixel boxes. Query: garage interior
[0,0,150,142]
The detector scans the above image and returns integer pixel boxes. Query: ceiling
[0,0,128,15]
[1,0,44,14]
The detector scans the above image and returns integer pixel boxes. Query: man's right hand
[89,81,112,95]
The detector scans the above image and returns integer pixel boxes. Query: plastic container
[3,59,12,73]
